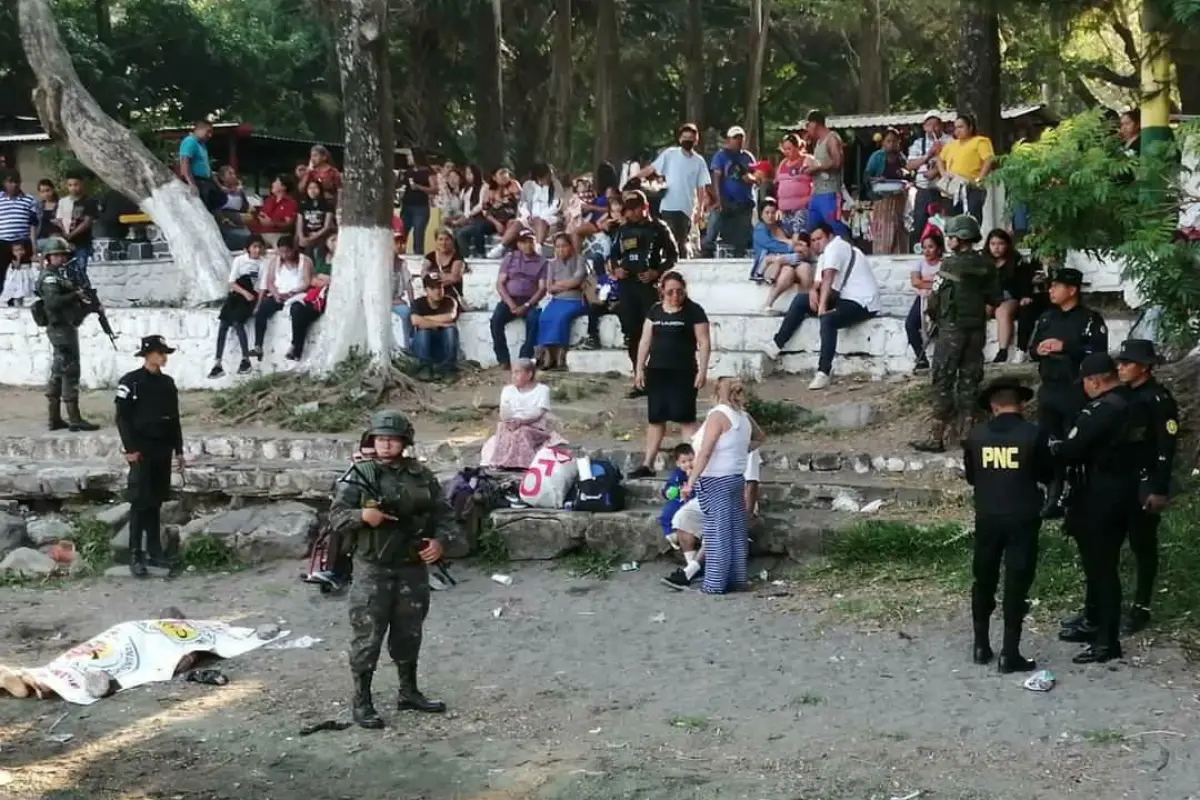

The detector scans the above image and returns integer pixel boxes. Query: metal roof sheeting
[783,104,1056,131]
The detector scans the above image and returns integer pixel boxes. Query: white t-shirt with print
[818,236,880,313]
[228,254,265,287]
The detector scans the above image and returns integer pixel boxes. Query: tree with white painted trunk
[17,0,229,307]
[308,0,397,373]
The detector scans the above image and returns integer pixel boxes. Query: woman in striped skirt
[682,378,765,594]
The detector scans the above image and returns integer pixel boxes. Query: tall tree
[684,0,705,133]
[474,0,505,168]
[744,0,771,152]
[550,0,573,169]
[856,0,889,112]
[17,0,228,306]
[593,0,621,166]
[311,0,396,370]
[956,0,1002,140]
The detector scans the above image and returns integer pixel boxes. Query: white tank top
[691,403,751,478]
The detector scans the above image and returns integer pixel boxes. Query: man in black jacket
[115,335,185,576]
[963,376,1054,673]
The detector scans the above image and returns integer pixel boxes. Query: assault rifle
[341,460,457,586]
[65,257,118,348]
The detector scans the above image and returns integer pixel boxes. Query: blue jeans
[455,218,492,257]
[392,303,414,350]
[411,325,459,369]
[905,296,926,360]
[72,247,90,277]
[774,296,873,374]
[490,302,542,366]
[400,205,431,254]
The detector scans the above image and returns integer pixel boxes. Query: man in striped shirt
[0,170,37,290]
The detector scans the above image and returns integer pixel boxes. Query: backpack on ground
[569,457,626,512]
[444,466,517,549]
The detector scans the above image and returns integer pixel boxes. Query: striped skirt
[697,474,748,594]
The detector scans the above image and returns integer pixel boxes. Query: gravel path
[1,562,1197,799]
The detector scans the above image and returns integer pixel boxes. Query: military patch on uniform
[115,384,130,399]
[1099,323,1108,334]
[1166,419,1178,435]
[42,275,58,284]
[1068,426,1078,439]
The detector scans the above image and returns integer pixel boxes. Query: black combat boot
[972,618,994,665]
[1059,609,1088,629]
[352,672,385,729]
[128,512,148,577]
[1040,478,1065,520]
[1122,605,1151,635]
[911,420,946,454]
[48,399,68,431]
[1071,644,1122,665]
[998,627,1036,674]
[65,401,100,432]
[396,661,446,713]
[129,550,148,577]
[1058,618,1098,643]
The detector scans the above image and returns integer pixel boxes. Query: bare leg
[501,220,522,247]
[744,481,760,517]
[570,221,597,253]
[995,299,1018,350]
[643,423,666,469]
[680,421,699,440]
[532,217,549,243]
[764,266,797,309]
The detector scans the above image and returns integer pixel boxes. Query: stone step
[622,472,953,511]
[490,504,854,562]
[562,348,775,381]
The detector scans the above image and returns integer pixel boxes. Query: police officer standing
[963,376,1053,672]
[1055,353,1142,664]
[329,410,456,729]
[912,215,1001,454]
[1027,267,1108,517]
[608,189,678,398]
[115,335,185,577]
[1115,339,1179,634]
[33,236,99,433]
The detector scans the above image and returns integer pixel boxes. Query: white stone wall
[88,258,186,306]
[0,306,1133,390]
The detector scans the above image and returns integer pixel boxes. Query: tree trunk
[475,0,505,169]
[593,0,620,167]
[18,0,228,306]
[856,0,888,113]
[550,0,573,169]
[93,0,110,42]
[955,0,1001,142]
[744,0,770,153]
[684,0,704,133]
[310,0,395,370]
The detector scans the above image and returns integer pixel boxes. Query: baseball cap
[1079,353,1117,379]
[923,110,943,123]
[516,227,537,241]
[726,125,746,139]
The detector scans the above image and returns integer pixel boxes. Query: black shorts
[127,456,174,508]
[646,368,698,425]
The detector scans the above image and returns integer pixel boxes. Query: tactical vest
[345,458,438,566]
[927,251,994,330]
[615,222,656,273]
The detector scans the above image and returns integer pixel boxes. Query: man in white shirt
[906,110,952,246]
[637,123,714,258]
[767,223,879,389]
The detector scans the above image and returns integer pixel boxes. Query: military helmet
[38,236,72,256]
[943,214,981,243]
[368,410,414,440]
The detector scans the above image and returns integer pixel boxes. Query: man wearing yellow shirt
[935,113,995,222]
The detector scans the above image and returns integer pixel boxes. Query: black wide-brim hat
[1115,338,1160,366]
[134,334,176,357]
[977,376,1034,410]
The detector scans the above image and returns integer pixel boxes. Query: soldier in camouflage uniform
[911,215,1001,453]
[328,410,455,729]
[33,236,99,432]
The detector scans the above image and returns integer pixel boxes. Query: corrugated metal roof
[783,104,1055,131]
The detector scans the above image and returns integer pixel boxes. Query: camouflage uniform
[33,237,98,432]
[328,410,456,729]
[913,216,1001,453]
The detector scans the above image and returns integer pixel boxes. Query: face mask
[680,140,695,151]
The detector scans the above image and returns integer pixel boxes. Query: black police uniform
[1026,270,1108,515]
[1126,374,1178,618]
[115,337,183,572]
[609,212,678,365]
[1058,374,1142,663]
[963,379,1053,670]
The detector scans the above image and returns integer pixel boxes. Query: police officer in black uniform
[963,376,1054,673]
[1116,339,1179,634]
[1055,353,1143,664]
[1027,267,1108,518]
[115,335,185,577]
[608,189,678,398]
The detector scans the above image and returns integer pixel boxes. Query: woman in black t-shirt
[297,179,336,274]
[628,271,711,479]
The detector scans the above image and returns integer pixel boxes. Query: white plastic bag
[518,445,578,509]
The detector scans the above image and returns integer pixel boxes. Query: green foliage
[994,110,1200,345]
[474,522,511,567]
[71,514,114,572]
[560,547,624,580]
[746,394,821,435]
[181,535,239,571]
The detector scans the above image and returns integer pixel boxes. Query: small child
[659,444,706,590]
[0,241,36,307]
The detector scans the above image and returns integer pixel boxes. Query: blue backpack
[569,459,625,512]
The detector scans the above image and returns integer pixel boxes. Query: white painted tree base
[141,181,231,306]
[307,225,394,371]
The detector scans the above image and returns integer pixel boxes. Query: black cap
[1079,352,1117,379]
[1115,338,1159,366]
[977,376,1034,410]
[134,334,176,357]
[1049,267,1083,288]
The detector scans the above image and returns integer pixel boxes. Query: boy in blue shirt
[659,444,706,589]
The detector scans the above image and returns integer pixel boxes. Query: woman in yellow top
[935,113,995,222]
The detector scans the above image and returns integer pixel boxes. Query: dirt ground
[0,367,939,456]
[1,562,1197,800]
